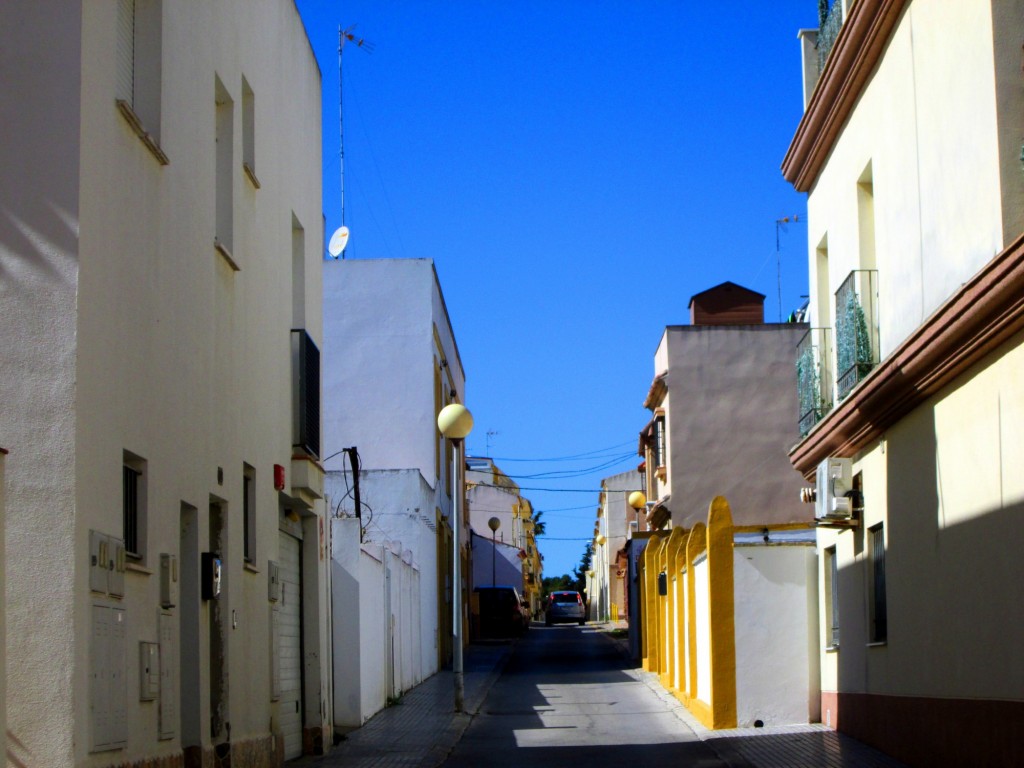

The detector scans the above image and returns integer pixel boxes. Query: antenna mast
[329,25,373,259]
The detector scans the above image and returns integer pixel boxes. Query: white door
[278,532,303,760]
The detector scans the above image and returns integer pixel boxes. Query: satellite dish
[328,226,350,257]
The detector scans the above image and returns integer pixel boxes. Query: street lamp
[628,491,647,534]
[488,517,501,587]
[438,402,473,713]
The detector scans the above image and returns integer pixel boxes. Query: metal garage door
[278,531,303,760]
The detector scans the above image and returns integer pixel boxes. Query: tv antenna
[486,430,499,456]
[328,25,374,258]
[775,215,802,321]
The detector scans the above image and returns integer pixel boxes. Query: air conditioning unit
[815,457,853,520]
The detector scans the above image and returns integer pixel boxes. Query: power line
[501,453,635,480]
[483,440,636,463]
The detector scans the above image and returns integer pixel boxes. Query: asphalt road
[440,624,730,768]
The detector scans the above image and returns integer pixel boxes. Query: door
[278,531,303,760]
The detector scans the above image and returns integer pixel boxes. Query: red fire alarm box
[273,464,285,491]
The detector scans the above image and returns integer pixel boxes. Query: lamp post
[487,517,501,587]
[437,403,473,713]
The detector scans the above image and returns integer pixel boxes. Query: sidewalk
[298,641,512,768]
[598,622,909,768]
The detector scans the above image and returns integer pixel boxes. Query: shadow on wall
[833,399,1024,768]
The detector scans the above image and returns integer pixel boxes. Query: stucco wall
[733,545,818,726]
[1,3,85,764]
[665,325,808,529]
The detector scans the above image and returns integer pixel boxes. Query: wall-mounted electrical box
[139,641,159,701]
[160,553,177,608]
[267,561,280,602]
[201,552,222,600]
[90,530,126,598]
[657,571,668,596]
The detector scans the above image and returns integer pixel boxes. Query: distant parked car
[546,590,586,626]
[474,586,528,638]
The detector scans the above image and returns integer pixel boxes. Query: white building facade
[0,2,330,766]
[321,258,466,726]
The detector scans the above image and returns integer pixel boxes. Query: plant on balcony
[836,290,873,398]
[797,346,821,435]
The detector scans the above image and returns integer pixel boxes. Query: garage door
[278,532,303,760]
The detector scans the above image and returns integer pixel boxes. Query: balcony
[291,329,321,459]
[796,327,833,436]
[816,0,845,74]
[835,270,879,401]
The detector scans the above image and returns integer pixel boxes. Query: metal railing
[816,0,845,74]
[796,327,833,436]
[835,269,879,400]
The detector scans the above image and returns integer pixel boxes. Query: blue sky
[295,1,818,576]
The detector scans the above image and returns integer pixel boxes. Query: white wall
[322,259,464,476]
[328,469,441,678]
[733,545,818,726]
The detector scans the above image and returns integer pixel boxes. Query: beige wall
[663,325,809,529]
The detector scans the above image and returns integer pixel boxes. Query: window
[243,464,255,563]
[242,76,259,187]
[116,0,167,163]
[123,451,147,559]
[215,75,235,267]
[868,523,887,643]
[824,546,839,648]
[653,415,666,469]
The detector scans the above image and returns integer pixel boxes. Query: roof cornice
[781,0,910,192]
[790,231,1024,478]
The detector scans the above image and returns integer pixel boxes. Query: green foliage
[572,543,593,595]
[837,288,873,394]
[541,574,572,598]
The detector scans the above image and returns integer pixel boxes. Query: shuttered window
[869,523,887,642]
[116,0,135,105]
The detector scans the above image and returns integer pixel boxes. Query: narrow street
[440,625,727,768]
[309,624,911,768]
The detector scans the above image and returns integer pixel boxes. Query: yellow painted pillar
[684,523,705,712]
[666,527,687,697]
[642,535,662,672]
[707,496,737,729]
[661,527,685,690]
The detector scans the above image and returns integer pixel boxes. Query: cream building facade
[784,1,1024,764]
[1,2,330,766]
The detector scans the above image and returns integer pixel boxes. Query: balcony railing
[796,327,833,436]
[835,269,879,401]
[816,0,845,74]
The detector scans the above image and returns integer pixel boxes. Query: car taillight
[576,595,582,605]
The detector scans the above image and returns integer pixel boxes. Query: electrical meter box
[160,553,177,608]
[268,561,280,602]
[139,641,159,701]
